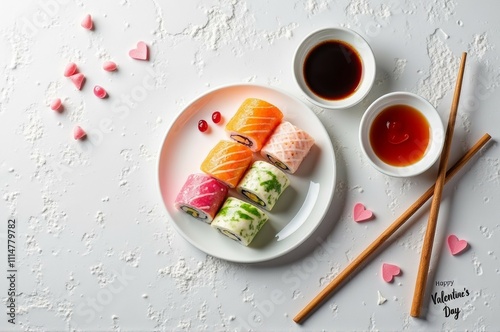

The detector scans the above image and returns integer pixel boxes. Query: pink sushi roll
[261,121,315,174]
[175,173,228,223]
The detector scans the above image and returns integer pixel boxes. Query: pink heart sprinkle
[447,235,468,255]
[81,14,93,30]
[93,85,107,99]
[73,126,86,140]
[102,61,117,72]
[64,62,77,77]
[382,263,401,283]
[69,73,85,90]
[353,203,374,222]
[50,98,62,111]
[129,41,149,61]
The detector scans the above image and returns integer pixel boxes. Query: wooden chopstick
[410,52,467,317]
[293,132,491,324]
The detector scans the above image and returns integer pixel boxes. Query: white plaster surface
[1,0,499,330]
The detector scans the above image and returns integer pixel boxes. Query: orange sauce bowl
[359,92,445,177]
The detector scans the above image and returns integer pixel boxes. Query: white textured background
[1,0,499,330]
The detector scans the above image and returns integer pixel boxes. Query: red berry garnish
[198,119,208,132]
[212,111,221,124]
[93,85,107,99]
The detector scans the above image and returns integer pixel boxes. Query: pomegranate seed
[198,119,208,132]
[212,111,221,124]
[93,85,107,98]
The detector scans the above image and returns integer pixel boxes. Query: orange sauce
[369,104,430,166]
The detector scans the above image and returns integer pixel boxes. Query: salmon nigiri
[200,140,253,188]
[225,98,284,152]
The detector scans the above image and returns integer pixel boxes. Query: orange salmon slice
[200,140,253,188]
[225,98,283,152]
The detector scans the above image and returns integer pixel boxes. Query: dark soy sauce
[303,40,363,100]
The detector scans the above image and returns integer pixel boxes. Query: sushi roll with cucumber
[225,98,283,152]
[175,173,228,223]
[211,197,268,246]
[237,161,290,211]
[261,121,315,174]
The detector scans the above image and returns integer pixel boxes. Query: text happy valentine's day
[432,281,471,320]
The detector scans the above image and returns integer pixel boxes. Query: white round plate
[157,84,336,263]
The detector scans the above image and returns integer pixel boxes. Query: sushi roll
[261,121,315,174]
[225,98,284,152]
[174,173,228,223]
[200,140,253,188]
[211,197,269,246]
[237,161,290,211]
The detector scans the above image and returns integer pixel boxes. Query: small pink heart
[64,62,77,77]
[382,263,401,282]
[69,73,85,90]
[50,98,63,112]
[73,126,87,140]
[81,14,93,30]
[353,203,373,222]
[447,235,468,255]
[129,41,149,61]
[102,61,117,72]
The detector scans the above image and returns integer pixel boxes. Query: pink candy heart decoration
[129,41,149,61]
[70,73,85,90]
[81,14,93,30]
[382,263,401,282]
[447,235,468,255]
[353,203,373,222]
[50,98,62,111]
[102,61,117,71]
[73,126,86,140]
[64,62,77,77]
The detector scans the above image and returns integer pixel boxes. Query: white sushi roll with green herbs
[237,161,290,211]
[211,197,268,246]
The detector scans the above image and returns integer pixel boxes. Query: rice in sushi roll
[175,173,228,223]
[211,197,268,246]
[261,121,315,174]
[237,161,290,211]
[225,98,283,152]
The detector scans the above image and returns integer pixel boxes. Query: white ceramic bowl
[293,27,376,109]
[359,92,445,177]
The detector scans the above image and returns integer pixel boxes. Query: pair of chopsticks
[294,52,491,323]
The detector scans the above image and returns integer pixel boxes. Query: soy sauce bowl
[359,92,445,177]
[293,27,376,109]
